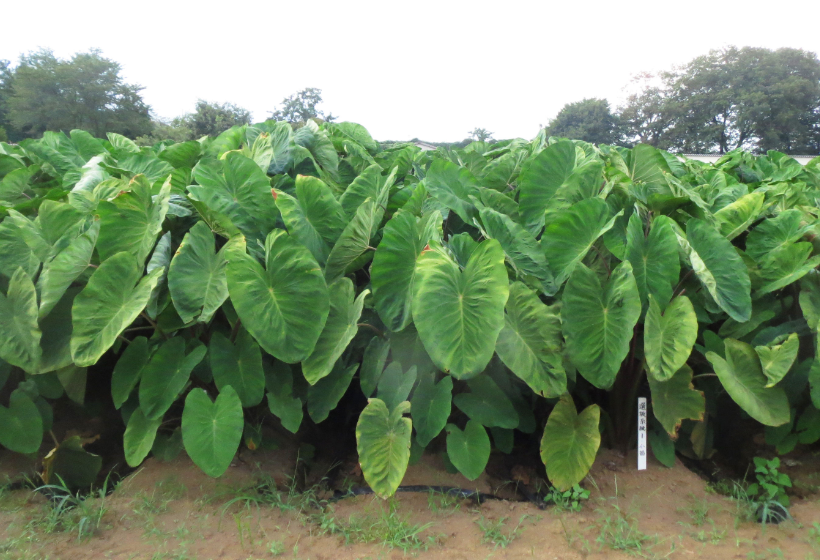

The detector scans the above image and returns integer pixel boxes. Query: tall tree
[620,47,820,154]
[468,128,494,142]
[269,88,335,124]
[6,49,152,139]
[546,98,621,145]
[184,100,251,137]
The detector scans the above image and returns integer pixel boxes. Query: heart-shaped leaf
[495,282,566,397]
[453,375,518,429]
[0,389,43,454]
[371,210,441,332]
[625,214,679,308]
[123,407,162,467]
[648,365,705,438]
[324,194,387,283]
[226,229,329,364]
[540,394,601,491]
[424,159,480,224]
[181,386,244,477]
[541,198,618,286]
[411,373,452,447]
[706,339,789,426]
[755,333,799,388]
[445,420,490,481]
[376,363,417,412]
[0,267,42,373]
[265,360,303,434]
[686,218,751,322]
[210,330,265,408]
[111,336,150,409]
[307,361,358,423]
[644,295,698,382]
[139,338,206,420]
[167,221,230,324]
[563,262,641,389]
[359,337,390,398]
[70,251,163,367]
[518,140,576,233]
[302,278,368,385]
[356,398,412,499]
[412,239,509,379]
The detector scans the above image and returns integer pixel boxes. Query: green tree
[184,100,251,138]
[6,49,152,140]
[620,47,820,154]
[546,98,621,145]
[269,88,335,124]
[468,128,494,142]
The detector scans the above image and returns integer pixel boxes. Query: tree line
[546,47,820,155]
[2,46,819,155]
[0,49,332,144]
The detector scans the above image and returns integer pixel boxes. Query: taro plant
[0,121,819,498]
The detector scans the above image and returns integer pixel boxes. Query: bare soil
[1,445,819,560]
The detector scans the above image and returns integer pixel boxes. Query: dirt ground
[1,445,819,560]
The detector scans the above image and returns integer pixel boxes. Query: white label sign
[638,397,647,470]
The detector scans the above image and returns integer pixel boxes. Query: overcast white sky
[3,0,820,142]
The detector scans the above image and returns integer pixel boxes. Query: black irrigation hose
[329,484,547,510]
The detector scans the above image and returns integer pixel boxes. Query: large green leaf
[539,394,600,491]
[376,363,417,412]
[757,242,820,296]
[0,219,40,280]
[0,389,43,454]
[518,140,576,233]
[495,282,565,398]
[644,295,698,382]
[339,164,384,219]
[226,229,329,364]
[70,252,163,367]
[412,239,509,379]
[453,375,518,429]
[181,386,244,478]
[445,420,490,481]
[307,361,358,423]
[97,175,170,265]
[563,262,641,389]
[167,221,230,324]
[360,337,390,397]
[714,192,765,240]
[371,210,441,332]
[210,330,265,408]
[139,338,206,420]
[123,408,162,467]
[755,333,799,388]
[625,214,680,308]
[423,159,480,223]
[478,206,552,291]
[324,193,386,283]
[686,219,751,322]
[111,337,150,409]
[356,399,412,499]
[541,198,618,286]
[648,365,705,438]
[0,267,42,373]
[37,221,99,320]
[706,339,789,426]
[302,278,367,385]
[190,152,279,245]
[746,209,809,263]
[265,361,303,434]
[157,141,201,169]
[411,373,452,447]
[275,175,347,265]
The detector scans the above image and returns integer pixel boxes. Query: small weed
[748,457,792,508]
[31,477,110,541]
[678,494,710,527]
[809,523,820,547]
[689,520,726,544]
[595,505,655,556]
[267,539,285,556]
[544,484,590,512]
[476,515,532,549]
[426,488,462,514]
[312,499,434,552]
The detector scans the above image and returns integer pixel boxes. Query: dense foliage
[1,121,819,496]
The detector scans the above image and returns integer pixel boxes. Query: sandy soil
[1,446,818,560]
